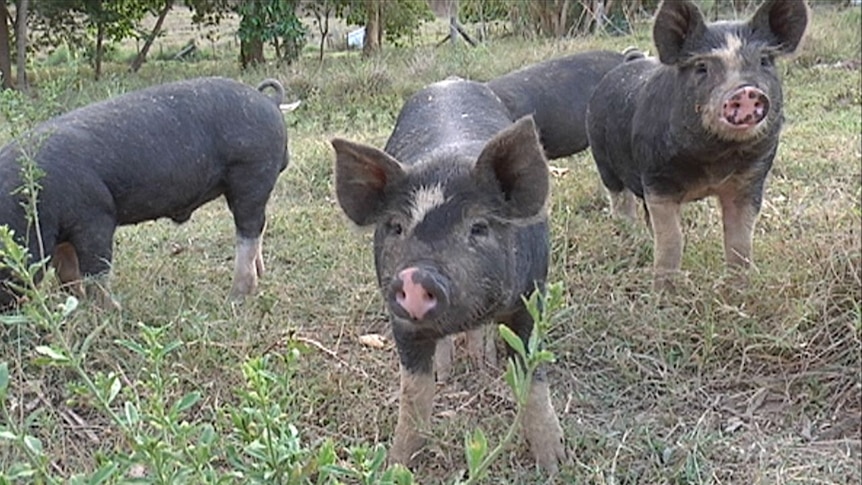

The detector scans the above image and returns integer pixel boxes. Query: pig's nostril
[391,267,444,321]
[722,87,769,127]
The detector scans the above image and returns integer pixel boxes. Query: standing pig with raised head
[487,50,632,159]
[331,78,566,472]
[586,0,808,290]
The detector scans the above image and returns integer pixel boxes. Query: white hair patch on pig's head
[409,184,446,231]
[711,33,744,72]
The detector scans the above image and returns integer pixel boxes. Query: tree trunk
[14,0,27,92]
[0,2,13,89]
[449,15,458,46]
[362,0,380,56]
[94,22,103,80]
[130,0,174,73]
[595,0,605,33]
[239,38,264,69]
[557,0,569,37]
[314,0,332,63]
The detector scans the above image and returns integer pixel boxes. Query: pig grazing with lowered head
[586,0,808,290]
[487,49,633,159]
[0,77,290,309]
[331,78,566,472]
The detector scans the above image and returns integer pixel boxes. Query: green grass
[1,3,860,484]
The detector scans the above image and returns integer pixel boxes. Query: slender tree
[15,0,27,92]
[362,0,380,56]
[130,0,174,72]
[0,1,13,89]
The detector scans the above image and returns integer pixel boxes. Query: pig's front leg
[390,332,436,466]
[644,193,684,292]
[504,305,567,473]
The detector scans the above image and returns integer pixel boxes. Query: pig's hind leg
[70,221,120,310]
[594,157,638,221]
[52,242,85,299]
[225,176,275,300]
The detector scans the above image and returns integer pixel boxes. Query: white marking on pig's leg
[465,326,497,369]
[522,379,567,474]
[609,188,638,221]
[434,336,454,382]
[718,193,757,269]
[408,184,446,231]
[391,366,435,466]
[645,194,684,292]
[230,236,262,299]
[255,222,266,278]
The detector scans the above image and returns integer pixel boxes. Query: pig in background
[0,77,291,310]
[331,78,567,472]
[486,49,632,159]
[586,0,809,290]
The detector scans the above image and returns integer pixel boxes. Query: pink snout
[390,267,446,321]
[722,86,769,128]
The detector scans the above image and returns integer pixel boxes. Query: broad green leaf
[172,391,202,415]
[86,462,118,485]
[23,435,42,454]
[124,401,139,426]
[107,375,121,404]
[198,423,216,447]
[464,428,488,478]
[34,345,69,363]
[497,324,526,360]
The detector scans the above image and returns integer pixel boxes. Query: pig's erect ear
[749,0,809,55]
[474,116,549,220]
[653,0,706,65]
[331,138,406,227]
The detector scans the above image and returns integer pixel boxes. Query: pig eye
[760,55,774,67]
[385,220,403,236]
[694,61,708,75]
[469,221,489,238]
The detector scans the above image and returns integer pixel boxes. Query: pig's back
[385,78,512,166]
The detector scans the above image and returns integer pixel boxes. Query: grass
[1,3,860,484]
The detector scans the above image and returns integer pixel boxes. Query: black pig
[331,78,566,472]
[586,0,808,289]
[488,50,630,159]
[0,77,290,308]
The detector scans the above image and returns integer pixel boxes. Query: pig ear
[473,116,549,220]
[748,0,809,55]
[653,0,706,65]
[331,138,406,226]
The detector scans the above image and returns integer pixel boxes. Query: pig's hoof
[85,280,121,312]
[95,294,122,312]
[389,433,425,467]
[652,270,681,293]
[524,412,568,474]
[724,265,752,288]
[228,279,257,302]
